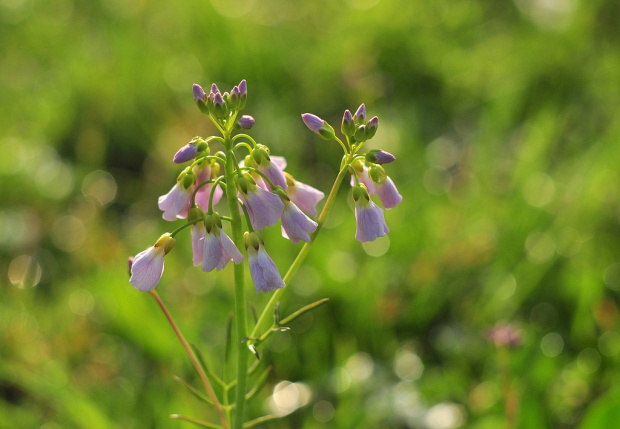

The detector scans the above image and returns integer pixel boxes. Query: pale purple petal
[201,232,223,272]
[191,223,205,266]
[158,184,192,221]
[355,200,389,242]
[281,202,317,244]
[376,177,402,209]
[259,161,287,190]
[240,187,284,230]
[194,183,223,212]
[270,156,287,170]
[249,246,285,293]
[287,181,324,217]
[301,113,324,134]
[350,167,376,194]
[129,247,165,292]
[219,230,245,264]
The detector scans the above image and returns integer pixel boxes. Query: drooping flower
[252,145,287,190]
[375,176,402,209]
[201,214,244,272]
[353,185,389,242]
[158,170,195,221]
[285,173,324,217]
[192,160,223,214]
[238,174,284,230]
[245,232,285,294]
[129,233,175,292]
[281,200,318,244]
[188,207,206,266]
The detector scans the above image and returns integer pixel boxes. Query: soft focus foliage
[2,0,620,427]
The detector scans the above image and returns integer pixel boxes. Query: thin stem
[149,291,229,429]
[231,133,259,147]
[223,135,249,429]
[251,163,350,339]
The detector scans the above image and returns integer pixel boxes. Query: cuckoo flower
[192,160,223,214]
[375,176,402,209]
[158,169,195,221]
[129,233,175,292]
[238,174,284,231]
[252,145,287,190]
[285,172,324,217]
[201,213,244,272]
[245,232,285,294]
[281,200,318,244]
[353,185,389,242]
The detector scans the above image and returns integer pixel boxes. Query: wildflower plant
[128,80,402,428]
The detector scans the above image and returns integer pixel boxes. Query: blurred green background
[2,0,620,427]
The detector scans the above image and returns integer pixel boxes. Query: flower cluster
[302,103,402,242]
[129,80,324,294]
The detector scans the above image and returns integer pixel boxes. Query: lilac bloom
[201,227,244,272]
[247,239,285,294]
[354,198,389,242]
[375,176,402,209]
[281,201,318,244]
[286,179,324,217]
[158,183,192,221]
[258,158,287,190]
[239,185,284,231]
[192,163,223,214]
[350,166,376,194]
[270,155,287,170]
[191,222,206,266]
[129,233,175,292]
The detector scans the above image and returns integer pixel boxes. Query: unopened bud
[301,113,336,140]
[353,103,366,124]
[354,124,367,142]
[366,149,395,164]
[341,109,355,137]
[236,115,255,130]
[244,231,261,251]
[192,84,209,114]
[366,116,378,139]
[238,79,247,109]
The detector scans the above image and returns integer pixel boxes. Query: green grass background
[2,0,620,427]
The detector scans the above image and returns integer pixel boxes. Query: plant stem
[251,163,350,339]
[223,136,249,429]
[149,291,229,429]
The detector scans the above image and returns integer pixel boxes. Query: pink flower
[281,201,318,244]
[245,232,285,294]
[191,222,205,266]
[192,162,223,213]
[350,165,376,194]
[158,183,193,221]
[286,174,324,217]
[129,233,175,292]
[258,158,287,190]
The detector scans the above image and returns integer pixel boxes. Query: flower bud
[236,115,255,130]
[366,116,378,139]
[301,113,335,140]
[366,149,395,164]
[244,231,261,251]
[188,206,204,222]
[213,92,229,118]
[368,164,387,184]
[351,184,369,202]
[173,141,199,164]
[155,232,176,255]
[238,79,247,109]
[341,109,355,137]
[251,146,270,165]
[179,169,196,189]
[354,124,367,142]
[192,84,209,114]
[353,103,366,124]
[229,85,241,110]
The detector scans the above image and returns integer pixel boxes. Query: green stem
[251,162,350,339]
[150,291,229,429]
[223,133,249,429]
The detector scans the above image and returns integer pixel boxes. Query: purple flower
[350,165,376,194]
[376,176,402,209]
[245,232,285,294]
[192,162,223,213]
[173,142,198,164]
[353,186,389,242]
[285,175,324,217]
[237,115,255,130]
[129,233,175,292]
[258,159,287,190]
[281,201,318,244]
[158,183,193,221]
[201,226,244,272]
[238,182,284,231]
[301,113,335,140]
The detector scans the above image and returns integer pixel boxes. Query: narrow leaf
[174,375,213,405]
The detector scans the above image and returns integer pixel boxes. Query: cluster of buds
[129,80,325,294]
[302,103,402,243]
